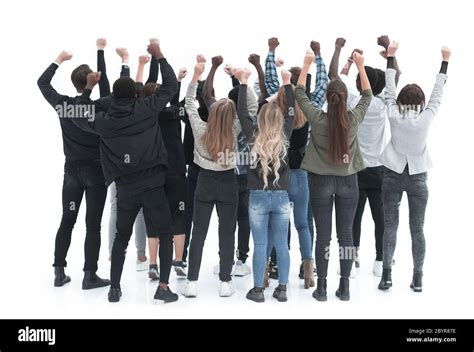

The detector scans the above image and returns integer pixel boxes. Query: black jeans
[54,160,107,272]
[236,174,250,263]
[183,163,200,262]
[309,173,358,279]
[382,166,428,273]
[352,166,385,261]
[111,182,173,289]
[188,169,238,282]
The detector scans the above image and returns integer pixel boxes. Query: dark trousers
[382,166,428,273]
[54,160,107,272]
[187,169,238,282]
[183,163,200,262]
[352,166,385,261]
[111,182,172,288]
[236,174,250,263]
[309,173,358,279]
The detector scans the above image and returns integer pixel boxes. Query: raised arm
[281,70,296,138]
[224,65,239,87]
[170,68,187,106]
[248,54,269,100]
[351,52,373,123]
[143,42,178,113]
[202,55,223,109]
[145,38,160,84]
[37,50,72,107]
[384,41,400,110]
[234,68,256,141]
[329,38,346,81]
[136,55,150,83]
[265,37,281,95]
[116,47,130,77]
[296,50,322,125]
[96,38,110,97]
[70,72,102,134]
[424,47,450,115]
[378,35,401,85]
[185,63,208,134]
[310,41,328,107]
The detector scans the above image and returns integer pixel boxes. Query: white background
[0,0,472,319]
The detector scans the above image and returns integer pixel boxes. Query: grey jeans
[108,182,147,257]
[382,166,428,273]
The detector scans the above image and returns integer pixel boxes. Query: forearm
[202,66,217,109]
[340,60,352,76]
[254,63,269,99]
[237,84,255,139]
[97,50,110,97]
[146,56,159,84]
[265,52,280,95]
[298,65,310,87]
[356,65,370,91]
[171,82,181,106]
[135,64,145,83]
[329,47,342,80]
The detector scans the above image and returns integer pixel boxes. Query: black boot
[82,271,111,290]
[108,288,122,303]
[272,284,288,302]
[335,278,350,301]
[54,267,71,287]
[378,268,393,290]
[410,271,423,293]
[312,278,327,302]
[154,285,179,303]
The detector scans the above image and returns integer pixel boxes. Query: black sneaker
[108,288,122,303]
[378,268,393,290]
[268,261,278,280]
[154,286,179,303]
[172,260,187,277]
[54,267,71,287]
[246,287,265,303]
[82,271,110,290]
[272,284,287,302]
[410,272,423,293]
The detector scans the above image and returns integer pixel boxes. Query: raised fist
[116,47,129,59]
[304,50,315,67]
[377,35,390,49]
[276,57,285,67]
[211,55,224,68]
[57,50,73,63]
[335,37,346,49]
[352,52,365,67]
[387,41,399,57]
[87,72,101,87]
[248,54,260,66]
[139,55,150,65]
[178,67,188,81]
[268,37,280,51]
[441,46,451,62]
[196,54,206,63]
[281,69,291,84]
[96,38,107,50]
[310,41,321,55]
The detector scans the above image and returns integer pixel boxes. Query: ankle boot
[82,271,111,290]
[54,267,71,287]
[410,271,423,293]
[312,278,327,301]
[303,259,315,289]
[378,268,393,290]
[335,277,350,301]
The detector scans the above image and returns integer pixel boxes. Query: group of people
[38,35,450,304]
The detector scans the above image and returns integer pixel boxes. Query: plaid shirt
[265,51,280,96]
[310,55,328,108]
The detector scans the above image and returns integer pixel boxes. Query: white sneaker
[233,260,251,277]
[136,258,149,272]
[373,260,383,277]
[219,281,235,297]
[182,281,197,298]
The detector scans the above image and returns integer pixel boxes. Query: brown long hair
[326,80,349,165]
[201,98,237,164]
[276,85,306,129]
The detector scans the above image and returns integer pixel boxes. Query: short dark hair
[141,82,160,98]
[356,66,379,94]
[289,66,302,86]
[113,77,137,99]
[397,84,425,112]
[71,64,92,92]
[228,86,239,106]
[372,69,386,96]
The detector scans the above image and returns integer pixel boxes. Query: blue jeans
[249,190,291,287]
[267,169,312,260]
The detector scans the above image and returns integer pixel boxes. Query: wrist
[121,57,129,64]
[240,79,248,85]
[85,84,94,90]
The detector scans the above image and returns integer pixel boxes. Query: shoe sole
[336,291,350,301]
[82,282,111,290]
[233,271,250,277]
[410,285,422,293]
[219,292,235,297]
[246,296,265,303]
[174,267,187,277]
[378,283,392,291]
[272,294,287,302]
[313,294,327,302]
[154,295,179,302]
[149,273,160,281]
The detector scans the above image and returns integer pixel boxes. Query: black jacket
[37,63,101,162]
[72,58,178,186]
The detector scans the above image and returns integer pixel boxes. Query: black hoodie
[72,58,178,186]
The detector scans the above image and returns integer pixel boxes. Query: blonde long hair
[201,98,236,165]
[252,101,288,189]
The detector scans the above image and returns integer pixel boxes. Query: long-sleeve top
[295,84,373,176]
[341,75,389,168]
[265,51,280,96]
[310,55,328,108]
[238,84,295,190]
[72,58,178,185]
[184,82,243,171]
[381,68,447,175]
[37,63,101,162]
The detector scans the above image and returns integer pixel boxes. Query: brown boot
[303,259,315,289]
[264,262,270,288]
